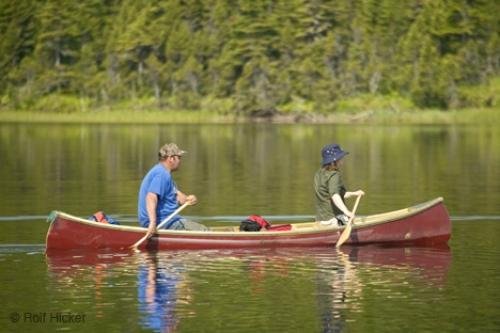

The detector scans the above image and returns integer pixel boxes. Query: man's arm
[176,190,197,205]
[145,192,158,239]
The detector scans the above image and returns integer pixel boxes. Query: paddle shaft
[157,202,190,229]
[336,194,362,248]
[131,202,189,250]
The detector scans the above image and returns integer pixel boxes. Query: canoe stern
[347,200,451,246]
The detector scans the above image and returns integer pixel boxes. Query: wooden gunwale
[49,197,444,237]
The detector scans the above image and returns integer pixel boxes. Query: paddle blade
[130,234,149,251]
[336,222,352,248]
[336,195,362,248]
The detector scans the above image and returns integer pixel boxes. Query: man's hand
[177,191,197,205]
[146,222,156,239]
[186,194,198,205]
[131,222,156,252]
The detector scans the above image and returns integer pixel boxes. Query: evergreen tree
[0,1,37,86]
[0,0,498,112]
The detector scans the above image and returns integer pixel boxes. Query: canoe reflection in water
[46,251,192,333]
[314,245,451,333]
[45,245,450,333]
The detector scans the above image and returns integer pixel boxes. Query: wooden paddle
[130,202,190,251]
[336,194,362,248]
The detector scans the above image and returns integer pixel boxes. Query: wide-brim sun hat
[159,143,187,159]
[321,143,349,166]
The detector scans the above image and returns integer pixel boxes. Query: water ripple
[0,243,46,253]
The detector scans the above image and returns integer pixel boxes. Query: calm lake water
[0,123,499,332]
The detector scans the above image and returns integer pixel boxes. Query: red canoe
[45,197,451,252]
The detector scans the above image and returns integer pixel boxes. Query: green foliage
[31,94,91,113]
[200,95,235,114]
[0,0,498,115]
[0,1,37,88]
[458,77,500,108]
[337,93,415,113]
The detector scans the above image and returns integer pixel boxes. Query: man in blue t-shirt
[138,143,207,239]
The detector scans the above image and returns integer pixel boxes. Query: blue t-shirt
[138,163,180,228]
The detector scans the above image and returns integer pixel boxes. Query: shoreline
[0,108,498,125]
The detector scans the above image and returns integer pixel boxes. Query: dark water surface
[1,123,499,332]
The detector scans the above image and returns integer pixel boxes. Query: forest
[0,0,498,116]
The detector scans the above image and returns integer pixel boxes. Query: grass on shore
[0,107,498,125]
[0,109,237,124]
